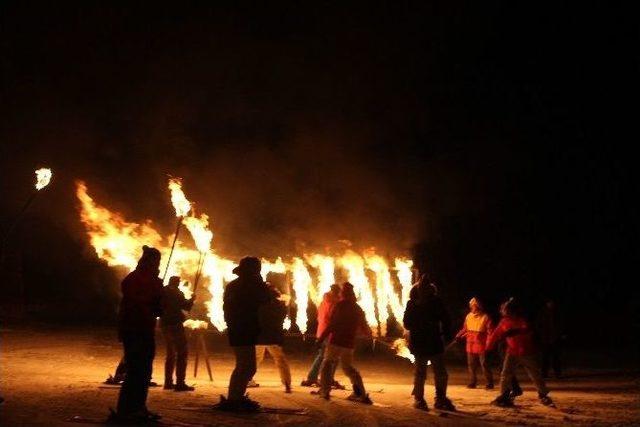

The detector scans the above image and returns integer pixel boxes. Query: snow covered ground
[1,326,638,426]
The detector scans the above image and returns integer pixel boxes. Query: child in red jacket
[486,298,553,407]
[455,297,494,389]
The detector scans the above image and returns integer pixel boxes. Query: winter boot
[311,389,330,400]
[284,384,292,393]
[539,393,554,406]
[466,383,477,389]
[485,383,495,390]
[413,398,428,411]
[491,394,514,407]
[300,379,318,387]
[332,380,346,390]
[174,383,195,392]
[163,381,174,390]
[434,396,456,411]
[246,379,260,388]
[347,393,373,405]
[510,385,523,398]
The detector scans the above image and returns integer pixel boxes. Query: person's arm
[358,308,372,337]
[486,320,506,352]
[440,301,453,343]
[317,304,338,343]
[403,300,416,330]
[455,316,468,339]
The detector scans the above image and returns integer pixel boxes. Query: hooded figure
[220,256,270,411]
[455,297,494,389]
[316,282,372,403]
[402,278,455,411]
[115,246,163,422]
[251,284,292,392]
[487,298,553,407]
[161,276,194,391]
[301,283,343,387]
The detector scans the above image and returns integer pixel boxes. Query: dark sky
[0,3,636,339]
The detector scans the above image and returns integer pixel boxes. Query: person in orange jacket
[486,298,553,407]
[455,297,494,389]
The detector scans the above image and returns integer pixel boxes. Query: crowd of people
[110,247,562,422]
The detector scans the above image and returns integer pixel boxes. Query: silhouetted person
[219,257,269,411]
[455,297,494,389]
[487,298,553,407]
[251,284,292,392]
[301,283,343,388]
[316,282,373,403]
[161,276,194,391]
[403,279,456,411]
[537,299,564,378]
[114,246,163,422]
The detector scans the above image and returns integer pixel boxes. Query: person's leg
[228,346,257,401]
[255,345,266,366]
[542,345,551,378]
[175,326,188,386]
[269,345,292,389]
[117,332,150,415]
[163,327,176,388]
[499,354,517,397]
[305,344,325,383]
[467,352,477,387]
[520,355,549,396]
[551,342,562,377]
[114,357,127,382]
[319,345,340,397]
[430,353,449,400]
[480,353,494,387]
[140,333,155,409]
[340,347,366,396]
[411,356,428,402]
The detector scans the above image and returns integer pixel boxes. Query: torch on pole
[0,168,53,268]
[162,216,183,282]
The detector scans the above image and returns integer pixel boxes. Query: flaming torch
[163,178,192,280]
[1,168,53,254]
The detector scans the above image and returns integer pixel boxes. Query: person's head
[232,256,261,277]
[136,245,161,273]
[266,282,281,300]
[168,276,180,288]
[469,297,483,313]
[500,297,521,317]
[341,282,356,301]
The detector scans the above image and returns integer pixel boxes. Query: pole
[192,252,205,294]
[162,216,183,281]
[0,191,38,269]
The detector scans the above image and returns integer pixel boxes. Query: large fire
[76,178,416,360]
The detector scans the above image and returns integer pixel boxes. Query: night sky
[0,3,635,345]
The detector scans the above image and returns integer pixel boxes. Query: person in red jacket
[486,298,553,407]
[316,282,373,403]
[113,246,164,422]
[455,297,494,389]
[301,284,344,388]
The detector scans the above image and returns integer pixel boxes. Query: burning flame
[76,179,416,341]
[35,168,52,190]
[168,178,191,217]
[183,319,208,329]
[391,338,415,363]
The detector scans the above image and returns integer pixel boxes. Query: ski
[66,415,206,427]
[179,404,309,416]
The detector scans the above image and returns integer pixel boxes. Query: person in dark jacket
[161,276,194,391]
[403,278,456,411]
[536,298,564,378]
[219,256,270,411]
[114,246,164,422]
[316,282,373,403]
[487,298,553,407]
[250,284,292,392]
